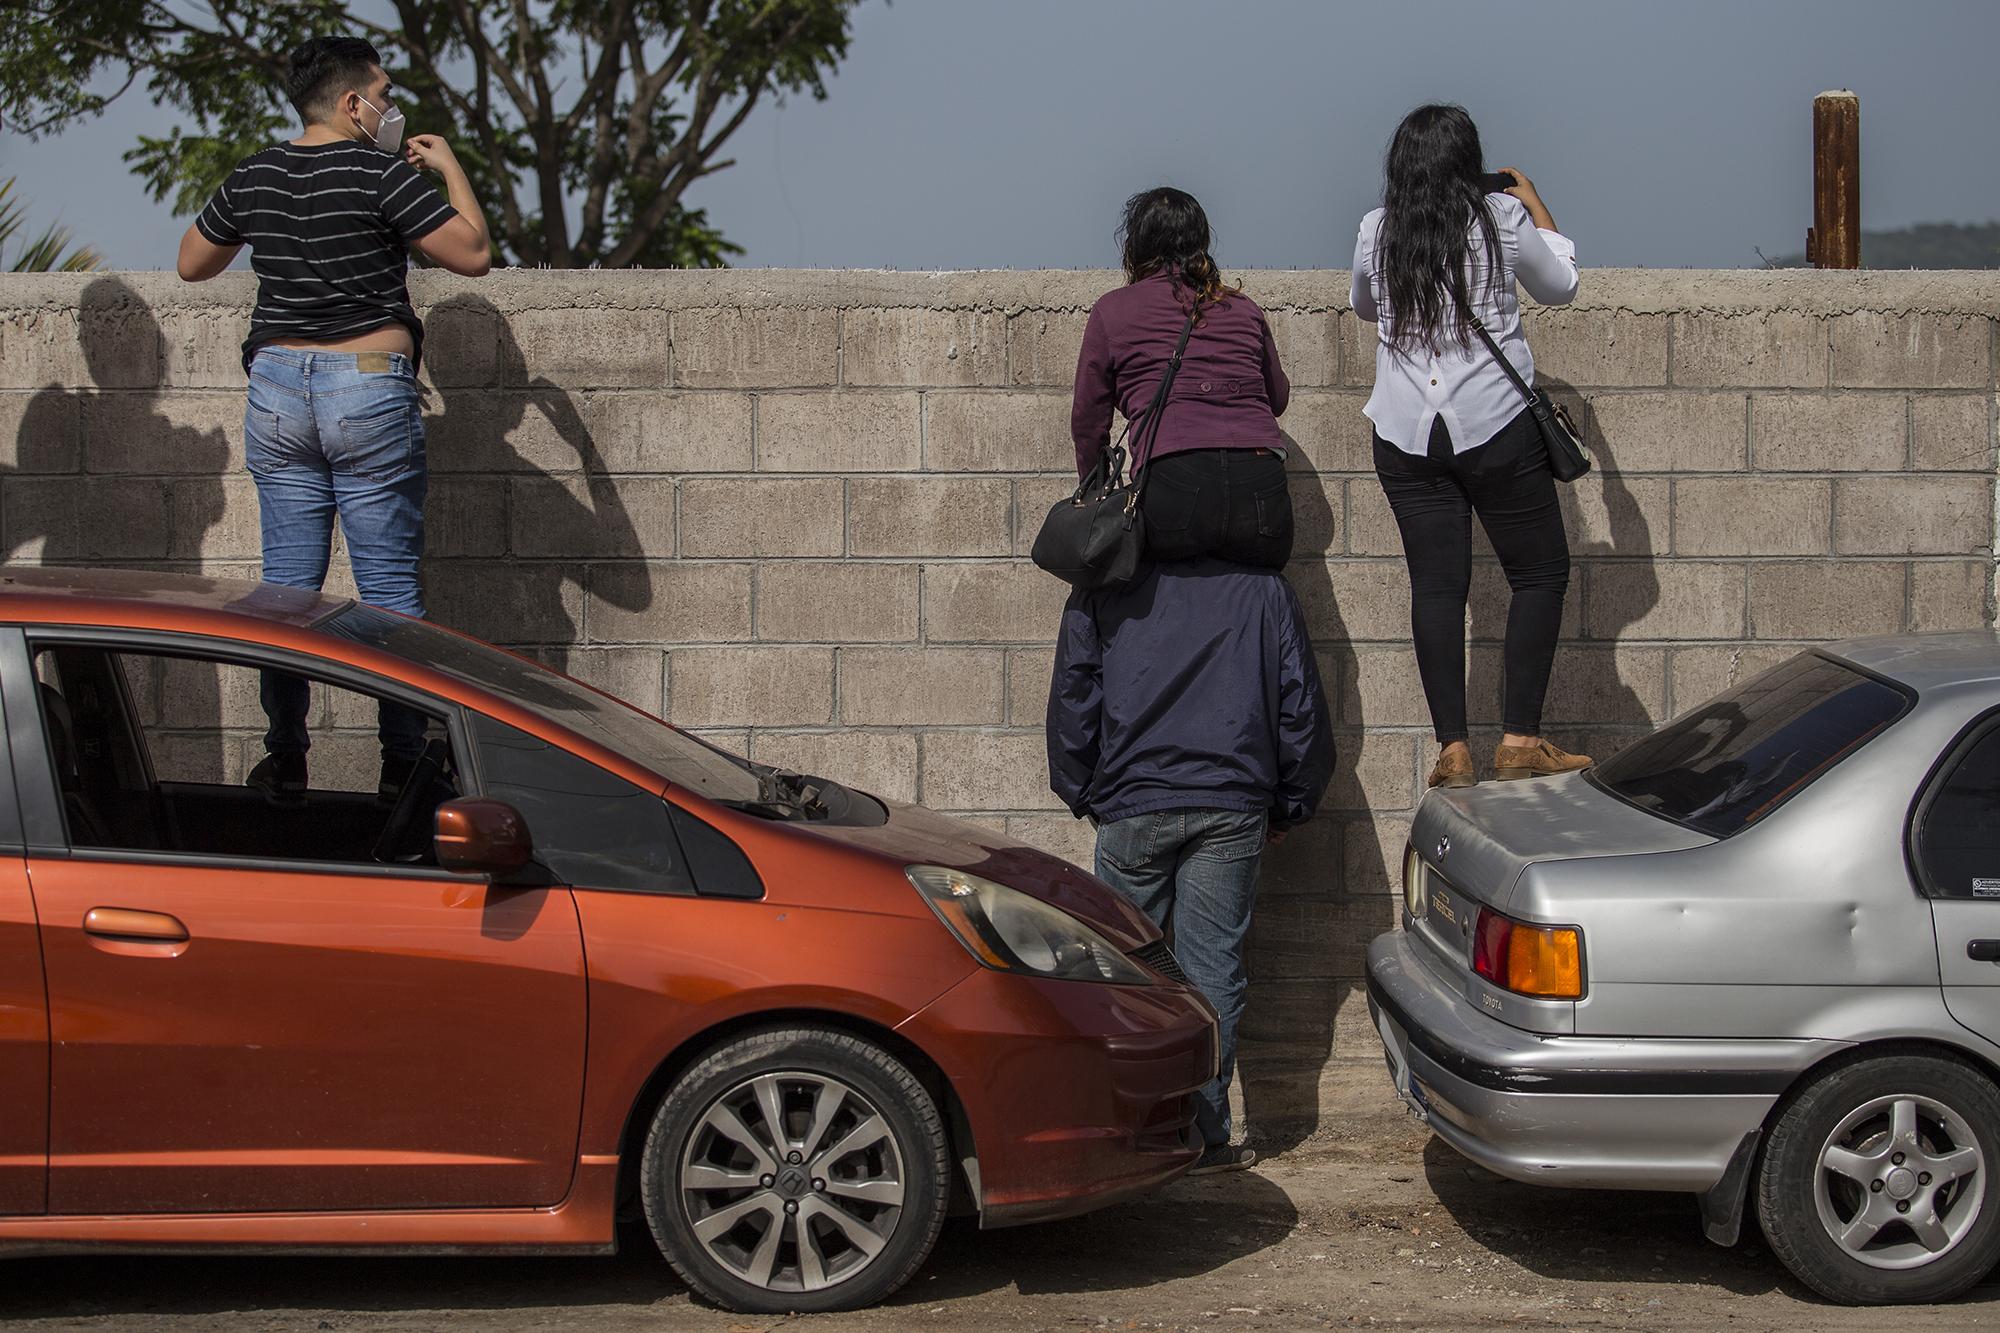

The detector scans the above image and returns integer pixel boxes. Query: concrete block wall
[3,268,1996,1062]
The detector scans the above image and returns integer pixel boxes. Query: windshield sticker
[1973,879,2000,898]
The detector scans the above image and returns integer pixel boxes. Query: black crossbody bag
[1030,308,1199,589]
[1454,295,1592,483]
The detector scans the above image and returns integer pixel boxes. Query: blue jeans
[245,348,428,762]
[1094,807,1267,1148]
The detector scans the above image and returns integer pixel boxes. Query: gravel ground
[10,1061,2000,1331]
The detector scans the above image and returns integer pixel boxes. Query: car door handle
[83,908,190,944]
[1968,939,2000,963]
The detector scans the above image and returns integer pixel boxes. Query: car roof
[0,565,349,631]
[1829,631,2000,691]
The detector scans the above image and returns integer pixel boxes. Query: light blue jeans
[1094,807,1268,1149]
[245,347,428,761]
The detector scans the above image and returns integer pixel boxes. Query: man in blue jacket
[1048,559,1334,1174]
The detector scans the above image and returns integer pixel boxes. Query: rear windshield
[1591,653,1910,838]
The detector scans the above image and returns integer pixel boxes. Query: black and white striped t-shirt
[195,140,458,368]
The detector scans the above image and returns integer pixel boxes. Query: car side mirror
[434,797,533,875]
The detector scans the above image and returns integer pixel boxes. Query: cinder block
[848,476,1013,557]
[1343,477,1405,559]
[673,308,838,389]
[1751,394,1905,472]
[1911,561,1994,632]
[3,476,171,561]
[1748,562,1905,640]
[1585,560,1744,641]
[1325,730,1417,813]
[1520,309,1668,388]
[425,561,583,647]
[170,474,260,560]
[83,394,242,474]
[1583,392,1746,473]
[669,647,833,727]
[1832,312,1989,389]
[76,292,168,389]
[754,729,920,805]
[1005,645,1056,725]
[509,475,673,558]
[1006,311,1089,387]
[1562,475,1671,558]
[1339,647,1433,728]
[679,477,843,557]
[921,561,1067,643]
[427,476,509,558]
[163,310,249,390]
[583,562,754,644]
[491,308,670,388]
[1342,813,1415,896]
[924,391,1072,472]
[0,389,80,472]
[1668,644,1806,714]
[0,311,82,389]
[1673,477,1829,556]
[1258,816,1344,896]
[1278,392,1374,473]
[1338,311,1378,388]
[757,563,917,643]
[1266,309,1338,388]
[158,652,261,729]
[1912,395,1993,472]
[839,647,1005,724]
[1286,471,1344,559]
[1834,476,1991,556]
[757,391,921,472]
[1671,312,1827,388]
[919,730,1063,811]
[419,297,501,388]
[1248,893,1397,979]
[1003,814,1095,869]
[1538,645,1667,729]
[588,393,755,473]
[540,647,667,714]
[840,309,1007,387]
[1291,560,1409,643]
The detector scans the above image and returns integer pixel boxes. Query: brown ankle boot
[1493,738,1593,781]
[1428,747,1476,790]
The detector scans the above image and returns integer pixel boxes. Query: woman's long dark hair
[1377,104,1503,354]
[1119,186,1235,312]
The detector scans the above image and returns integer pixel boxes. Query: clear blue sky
[4,0,1996,270]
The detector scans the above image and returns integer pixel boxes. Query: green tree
[0,177,102,272]
[0,1,860,268]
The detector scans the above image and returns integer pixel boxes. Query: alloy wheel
[1813,1091,1985,1270]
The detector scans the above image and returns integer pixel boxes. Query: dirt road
[11,1063,1998,1330]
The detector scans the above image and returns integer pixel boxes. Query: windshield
[1591,653,1911,838]
[321,604,765,804]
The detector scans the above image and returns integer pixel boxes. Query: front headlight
[1402,842,1429,919]
[906,865,1151,985]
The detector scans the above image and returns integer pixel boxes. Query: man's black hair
[285,36,383,123]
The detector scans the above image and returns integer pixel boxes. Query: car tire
[639,1025,951,1314]
[1756,1051,2000,1304]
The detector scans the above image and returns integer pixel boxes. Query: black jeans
[1139,447,1294,569]
[1374,408,1569,744]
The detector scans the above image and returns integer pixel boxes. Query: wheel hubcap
[1813,1092,1984,1270]
[680,1070,905,1293]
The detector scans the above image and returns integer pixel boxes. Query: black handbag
[1456,297,1593,483]
[1031,308,1198,589]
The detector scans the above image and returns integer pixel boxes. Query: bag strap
[1128,306,1201,501]
[1449,287,1541,412]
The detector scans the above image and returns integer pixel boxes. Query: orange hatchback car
[0,567,1216,1313]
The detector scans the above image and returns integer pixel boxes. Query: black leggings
[1374,409,1570,744]
[1138,447,1294,569]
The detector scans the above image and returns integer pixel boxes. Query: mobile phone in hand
[1479,171,1517,194]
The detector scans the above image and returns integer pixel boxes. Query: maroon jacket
[1070,270,1290,480]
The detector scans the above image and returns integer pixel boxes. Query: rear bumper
[1366,929,1832,1192]
[899,967,1216,1228]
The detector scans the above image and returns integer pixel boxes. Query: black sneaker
[247,751,307,807]
[1188,1144,1258,1176]
[378,755,418,805]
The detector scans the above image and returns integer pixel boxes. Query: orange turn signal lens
[1472,908,1583,999]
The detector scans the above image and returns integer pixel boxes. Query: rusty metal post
[1808,90,1860,269]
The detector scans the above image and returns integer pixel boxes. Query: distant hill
[1766,221,2000,269]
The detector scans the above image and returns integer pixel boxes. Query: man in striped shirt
[177,35,493,805]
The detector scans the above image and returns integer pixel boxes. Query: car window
[1591,653,1910,838]
[323,604,764,805]
[469,711,695,894]
[1916,723,2000,901]
[31,643,458,867]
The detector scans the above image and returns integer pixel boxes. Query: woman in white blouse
[1351,103,1587,791]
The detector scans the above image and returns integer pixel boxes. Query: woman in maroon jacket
[1071,188,1293,568]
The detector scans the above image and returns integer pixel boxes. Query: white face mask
[353,93,405,154]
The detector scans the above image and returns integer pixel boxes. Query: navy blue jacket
[1047,560,1335,829]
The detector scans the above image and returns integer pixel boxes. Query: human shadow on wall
[420,295,652,680]
[1465,381,1659,761]
[1232,444,1391,1156]
[7,277,230,781]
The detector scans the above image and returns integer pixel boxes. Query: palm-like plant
[0,177,101,272]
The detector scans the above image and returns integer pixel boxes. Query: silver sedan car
[1370,632,2000,1305]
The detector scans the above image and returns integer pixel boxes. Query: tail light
[1472,907,1583,999]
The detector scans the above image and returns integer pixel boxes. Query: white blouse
[1350,194,1580,455]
